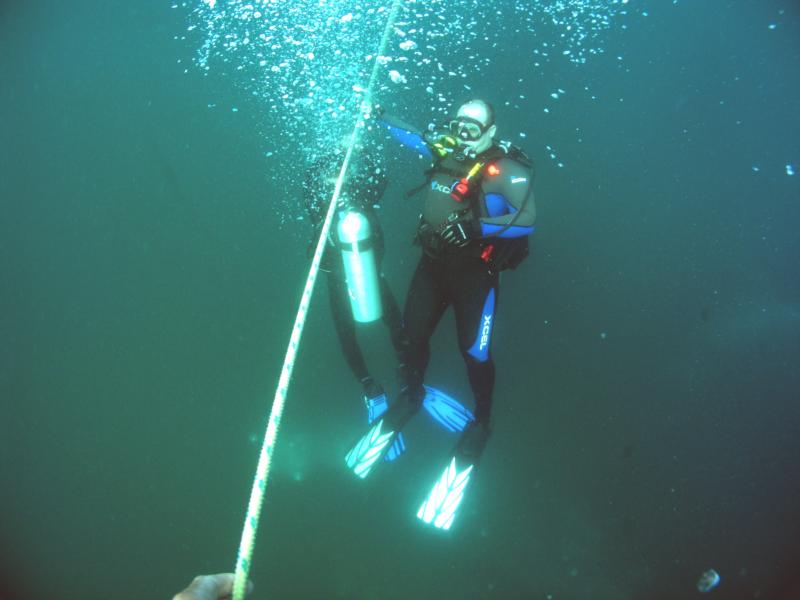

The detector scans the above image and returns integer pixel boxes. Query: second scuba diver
[303,149,409,459]
[345,99,537,530]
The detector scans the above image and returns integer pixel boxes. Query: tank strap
[341,238,375,253]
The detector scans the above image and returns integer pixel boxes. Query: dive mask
[448,116,492,142]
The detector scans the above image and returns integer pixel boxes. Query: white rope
[230,2,405,598]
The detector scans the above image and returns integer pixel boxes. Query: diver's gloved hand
[440,212,481,247]
[424,129,459,157]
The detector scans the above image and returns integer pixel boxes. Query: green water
[1,2,798,599]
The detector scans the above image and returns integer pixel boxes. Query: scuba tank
[336,208,382,323]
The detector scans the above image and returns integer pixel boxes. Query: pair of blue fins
[345,384,490,530]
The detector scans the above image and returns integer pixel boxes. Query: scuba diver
[304,148,474,461]
[345,99,536,530]
[303,149,408,459]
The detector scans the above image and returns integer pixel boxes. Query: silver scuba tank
[336,209,382,323]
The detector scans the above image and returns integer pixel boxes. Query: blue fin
[417,456,475,530]
[365,392,406,462]
[365,393,388,422]
[417,421,489,529]
[423,386,474,433]
[347,393,420,478]
[345,417,397,479]
[385,430,406,461]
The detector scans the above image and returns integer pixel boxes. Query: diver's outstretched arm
[376,113,432,158]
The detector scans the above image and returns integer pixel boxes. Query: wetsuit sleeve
[377,114,432,159]
[478,157,536,239]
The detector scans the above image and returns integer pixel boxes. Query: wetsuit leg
[367,219,408,363]
[401,253,450,397]
[378,273,410,363]
[372,230,410,364]
[327,271,370,382]
[450,257,500,424]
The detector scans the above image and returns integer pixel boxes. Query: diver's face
[450,103,496,155]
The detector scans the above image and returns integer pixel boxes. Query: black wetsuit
[397,141,537,425]
[303,153,407,383]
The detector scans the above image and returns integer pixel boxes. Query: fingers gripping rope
[230,3,406,599]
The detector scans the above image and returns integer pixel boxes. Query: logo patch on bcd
[431,181,452,195]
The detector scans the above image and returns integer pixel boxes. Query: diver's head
[448,99,497,155]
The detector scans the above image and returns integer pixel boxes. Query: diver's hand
[423,129,458,154]
[440,213,481,247]
[173,573,253,600]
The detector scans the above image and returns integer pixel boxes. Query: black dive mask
[448,116,492,142]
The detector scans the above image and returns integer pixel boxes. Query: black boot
[455,420,491,465]
[396,362,425,403]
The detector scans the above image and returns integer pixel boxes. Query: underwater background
[1,1,798,599]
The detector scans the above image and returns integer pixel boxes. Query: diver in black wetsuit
[302,150,408,435]
[395,99,536,448]
[344,98,537,528]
